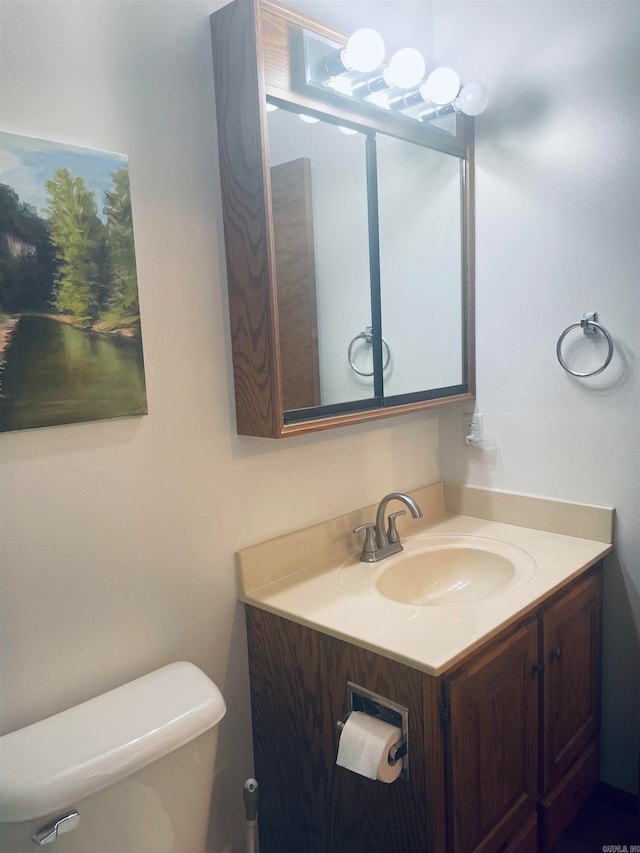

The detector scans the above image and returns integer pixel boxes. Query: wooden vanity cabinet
[541,570,602,789]
[245,605,441,853]
[443,566,602,852]
[244,564,602,852]
[538,570,602,849]
[443,620,539,851]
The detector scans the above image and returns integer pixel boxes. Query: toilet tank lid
[0,662,226,824]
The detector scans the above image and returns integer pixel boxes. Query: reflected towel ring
[348,326,391,377]
[556,312,614,377]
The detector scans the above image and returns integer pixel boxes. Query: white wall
[0,2,441,851]
[435,1,640,793]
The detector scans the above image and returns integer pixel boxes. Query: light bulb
[343,28,385,73]
[455,82,490,116]
[299,114,320,124]
[385,48,426,90]
[420,67,460,105]
[265,102,278,113]
[338,126,358,135]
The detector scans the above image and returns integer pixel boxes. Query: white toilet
[0,662,226,853]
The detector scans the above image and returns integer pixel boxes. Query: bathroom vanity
[237,484,613,852]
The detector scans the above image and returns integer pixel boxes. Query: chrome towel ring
[348,326,391,377]
[556,312,614,377]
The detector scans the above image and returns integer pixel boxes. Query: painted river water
[0,315,147,432]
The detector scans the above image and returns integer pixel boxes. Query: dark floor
[553,798,639,852]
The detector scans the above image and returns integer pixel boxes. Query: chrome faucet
[353,492,423,563]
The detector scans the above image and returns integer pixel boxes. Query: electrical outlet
[463,412,483,444]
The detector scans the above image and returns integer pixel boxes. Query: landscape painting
[0,131,147,432]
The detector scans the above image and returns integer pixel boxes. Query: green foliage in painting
[99,168,140,331]
[2,158,141,337]
[45,168,109,326]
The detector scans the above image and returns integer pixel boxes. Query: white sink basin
[375,534,536,607]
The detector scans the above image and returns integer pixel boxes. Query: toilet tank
[0,662,226,853]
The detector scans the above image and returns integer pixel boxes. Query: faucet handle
[353,523,377,559]
[386,511,406,544]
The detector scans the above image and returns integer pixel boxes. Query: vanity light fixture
[384,66,460,111]
[422,66,461,105]
[418,81,490,123]
[385,48,426,90]
[320,27,386,76]
[303,27,489,127]
[343,28,386,73]
[454,82,491,116]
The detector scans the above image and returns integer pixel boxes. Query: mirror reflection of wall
[377,135,463,397]
[267,107,373,409]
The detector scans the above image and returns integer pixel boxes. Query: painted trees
[0,164,142,332]
[45,168,109,325]
[102,168,140,328]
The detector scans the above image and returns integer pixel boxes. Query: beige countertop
[236,483,614,675]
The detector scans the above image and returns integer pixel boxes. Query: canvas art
[0,131,147,432]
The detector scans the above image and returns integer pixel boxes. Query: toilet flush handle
[32,810,80,846]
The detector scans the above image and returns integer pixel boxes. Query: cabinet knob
[549,647,562,662]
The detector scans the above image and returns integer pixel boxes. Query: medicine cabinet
[210,0,476,438]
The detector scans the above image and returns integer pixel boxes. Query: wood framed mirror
[211,0,475,438]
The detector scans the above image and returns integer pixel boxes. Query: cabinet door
[541,569,602,790]
[502,813,538,853]
[245,606,432,853]
[444,621,538,853]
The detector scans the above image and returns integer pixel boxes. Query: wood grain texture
[422,674,448,851]
[503,813,538,853]
[541,570,602,791]
[260,2,293,93]
[444,620,539,852]
[539,739,599,850]
[245,606,433,853]
[211,0,281,437]
[271,158,321,410]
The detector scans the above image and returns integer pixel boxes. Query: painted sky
[0,132,128,223]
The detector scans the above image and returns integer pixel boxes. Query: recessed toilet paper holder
[336,681,409,781]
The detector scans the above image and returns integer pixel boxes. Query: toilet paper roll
[336,711,403,783]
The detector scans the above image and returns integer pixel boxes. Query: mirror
[210,0,475,437]
[267,103,466,420]
[376,134,464,397]
[267,106,372,411]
